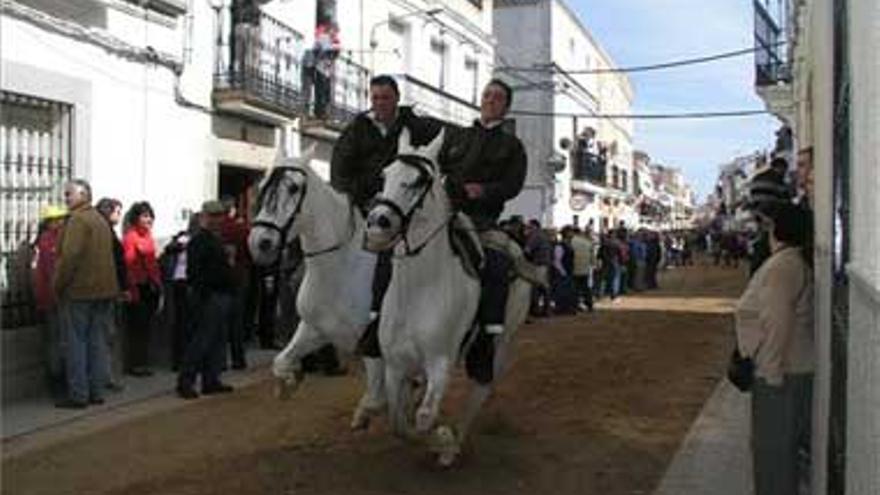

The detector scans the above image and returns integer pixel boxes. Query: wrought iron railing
[318,55,370,128]
[213,8,305,115]
[571,150,607,187]
[394,74,480,127]
[753,0,791,86]
[1,92,73,330]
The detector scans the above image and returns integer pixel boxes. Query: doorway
[219,164,264,221]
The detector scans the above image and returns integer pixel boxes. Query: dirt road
[2,263,746,495]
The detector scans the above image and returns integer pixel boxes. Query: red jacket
[32,227,61,310]
[122,226,161,301]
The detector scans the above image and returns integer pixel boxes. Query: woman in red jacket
[122,202,161,376]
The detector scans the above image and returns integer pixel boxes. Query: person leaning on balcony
[330,74,444,373]
[231,0,262,75]
[53,179,120,409]
[734,202,814,495]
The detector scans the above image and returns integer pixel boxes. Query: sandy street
[2,262,746,495]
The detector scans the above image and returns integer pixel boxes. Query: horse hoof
[437,450,458,468]
[431,425,460,467]
[273,376,299,401]
[350,409,371,431]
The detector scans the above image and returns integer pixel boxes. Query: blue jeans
[60,300,113,402]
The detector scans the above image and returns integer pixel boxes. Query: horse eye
[288,184,300,195]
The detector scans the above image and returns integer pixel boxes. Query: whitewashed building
[752,0,880,493]
[0,0,496,400]
[493,0,635,230]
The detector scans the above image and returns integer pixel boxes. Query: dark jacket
[330,106,443,209]
[187,228,236,296]
[439,120,527,228]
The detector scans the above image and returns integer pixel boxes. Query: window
[621,172,628,192]
[465,57,479,104]
[1,91,73,329]
[429,38,447,90]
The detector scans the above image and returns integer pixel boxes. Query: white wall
[494,0,553,224]
[2,4,217,240]
[846,0,880,493]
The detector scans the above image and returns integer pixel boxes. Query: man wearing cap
[176,200,237,399]
[54,179,119,408]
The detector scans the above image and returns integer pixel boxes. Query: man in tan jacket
[53,179,120,408]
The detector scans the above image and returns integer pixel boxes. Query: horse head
[248,146,317,266]
[364,128,445,252]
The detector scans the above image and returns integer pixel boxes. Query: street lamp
[369,7,443,70]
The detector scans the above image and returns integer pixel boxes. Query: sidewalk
[1,349,277,450]
[653,379,753,495]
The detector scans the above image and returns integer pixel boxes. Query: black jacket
[439,121,527,228]
[330,106,443,209]
[187,228,236,295]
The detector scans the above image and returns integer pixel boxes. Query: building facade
[752,0,880,493]
[494,0,635,231]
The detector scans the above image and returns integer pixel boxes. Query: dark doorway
[219,165,264,221]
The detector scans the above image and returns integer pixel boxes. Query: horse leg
[385,364,414,438]
[415,357,452,434]
[350,357,387,430]
[272,320,327,400]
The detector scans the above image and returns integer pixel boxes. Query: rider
[440,79,528,383]
[330,74,443,360]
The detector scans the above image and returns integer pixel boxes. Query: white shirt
[735,246,815,385]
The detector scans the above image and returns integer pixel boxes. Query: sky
[568,0,780,202]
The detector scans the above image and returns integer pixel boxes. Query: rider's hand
[463,183,483,199]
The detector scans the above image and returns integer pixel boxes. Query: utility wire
[507,109,770,120]
[498,43,785,75]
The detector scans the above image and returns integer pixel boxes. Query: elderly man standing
[176,201,237,399]
[53,179,119,408]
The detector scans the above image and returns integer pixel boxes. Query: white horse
[363,130,533,466]
[248,150,386,429]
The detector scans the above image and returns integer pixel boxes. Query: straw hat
[40,204,68,220]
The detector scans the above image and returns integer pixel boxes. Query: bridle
[252,166,355,265]
[369,153,454,257]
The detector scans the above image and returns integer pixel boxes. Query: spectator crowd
[30,180,290,407]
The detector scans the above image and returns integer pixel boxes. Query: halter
[252,166,355,264]
[370,153,453,257]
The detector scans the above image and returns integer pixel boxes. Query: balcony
[213,10,305,125]
[301,55,370,133]
[394,74,480,127]
[753,0,796,120]
[571,149,607,189]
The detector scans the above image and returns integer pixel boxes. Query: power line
[498,43,785,75]
[507,109,770,120]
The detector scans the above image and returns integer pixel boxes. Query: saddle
[448,213,485,279]
[448,215,549,288]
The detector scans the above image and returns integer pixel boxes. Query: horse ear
[397,127,413,153]
[422,128,445,158]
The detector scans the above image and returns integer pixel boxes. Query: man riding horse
[330,75,443,371]
[331,76,527,381]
